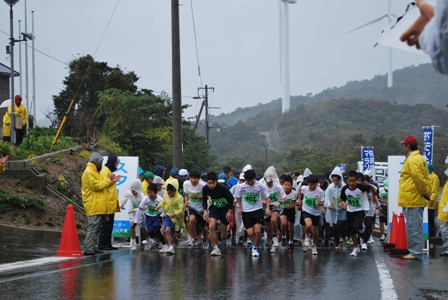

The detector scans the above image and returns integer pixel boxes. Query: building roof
[0,62,19,77]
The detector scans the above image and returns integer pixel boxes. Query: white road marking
[0,256,77,273]
[375,255,398,299]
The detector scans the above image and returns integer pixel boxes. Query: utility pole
[171,0,183,168]
[196,85,217,149]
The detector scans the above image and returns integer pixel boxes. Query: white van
[357,161,388,184]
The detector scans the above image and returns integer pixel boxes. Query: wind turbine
[346,0,396,88]
[279,0,297,113]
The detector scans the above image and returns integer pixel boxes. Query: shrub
[0,188,46,213]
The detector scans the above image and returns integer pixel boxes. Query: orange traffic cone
[56,205,82,257]
[383,213,398,252]
[390,212,410,256]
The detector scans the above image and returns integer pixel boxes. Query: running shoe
[159,244,168,254]
[270,246,276,253]
[203,240,210,250]
[273,238,279,248]
[350,247,360,257]
[131,244,138,251]
[311,245,317,255]
[380,234,386,242]
[265,238,271,246]
[166,246,175,255]
[211,248,222,256]
[303,244,308,253]
[187,237,194,247]
[346,238,353,245]
[335,246,341,250]
[288,243,294,252]
[144,239,154,251]
[368,236,374,244]
[361,243,368,251]
[304,235,310,247]
[281,238,287,247]
[329,239,335,246]
[252,248,259,257]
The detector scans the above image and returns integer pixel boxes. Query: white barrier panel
[102,156,139,238]
[388,155,429,253]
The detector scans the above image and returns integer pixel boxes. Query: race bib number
[270,192,279,203]
[380,192,388,200]
[146,206,160,216]
[331,196,342,207]
[347,196,362,208]
[243,192,258,205]
[213,197,229,208]
[281,198,293,209]
[304,195,317,209]
[189,192,202,203]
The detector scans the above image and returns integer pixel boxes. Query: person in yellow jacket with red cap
[0,155,9,173]
[82,152,121,255]
[398,135,430,260]
[438,156,448,257]
[2,95,27,145]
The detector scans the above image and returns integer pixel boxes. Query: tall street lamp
[5,0,34,145]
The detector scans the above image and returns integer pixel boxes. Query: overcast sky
[0,0,430,125]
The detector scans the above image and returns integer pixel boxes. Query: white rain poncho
[324,167,346,224]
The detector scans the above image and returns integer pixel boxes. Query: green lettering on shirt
[146,206,159,216]
[270,192,279,203]
[380,192,388,200]
[243,192,258,205]
[304,195,317,209]
[213,197,229,208]
[281,198,293,209]
[347,196,362,208]
[189,192,202,203]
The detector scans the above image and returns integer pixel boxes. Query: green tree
[53,55,138,138]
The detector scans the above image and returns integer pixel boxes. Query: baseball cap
[239,173,245,180]
[218,172,226,183]
[400,135,417,145]
[144,171,155,179]
[170,167,179,177]
[178,168,188,177]
[223,166,231,173]
[242,164,252,172]
[264,169,275,182]
[363,170,372,177]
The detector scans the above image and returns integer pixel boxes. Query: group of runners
[122,164,387,258]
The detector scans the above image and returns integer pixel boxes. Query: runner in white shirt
[235,169,271,257]
[297,175,324,255]
[263,169,286,253]
[279,175,297,252]
[183,170,207,247]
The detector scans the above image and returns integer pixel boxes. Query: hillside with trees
[210,63,448,127]
[209,98,448,176]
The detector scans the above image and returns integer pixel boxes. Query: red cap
[14,94,22,101]
[400,135,417,145]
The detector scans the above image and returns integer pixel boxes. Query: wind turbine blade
[387,0,392,13]
[279,0,283,83]
[345,15,386,35]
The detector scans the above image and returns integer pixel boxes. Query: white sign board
[103,156,139,238]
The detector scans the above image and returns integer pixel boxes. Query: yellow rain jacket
[82,162,115,216]
[438,180,448,223]
[427,172,440,210]
[3,102,27,137]
[398,150,430,208]
[100,165,121,214]
[156,178,185,227]
[0,163,4,174]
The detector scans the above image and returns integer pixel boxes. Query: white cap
[239,173,245,180]
[242,164,252,172]
[179,169,188,177]
[264,169,275,182]
[363,170,372,177]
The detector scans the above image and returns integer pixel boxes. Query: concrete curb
[5,146,83,168]
[0,224,85,240]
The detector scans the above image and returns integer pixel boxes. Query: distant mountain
[210,63,448,127]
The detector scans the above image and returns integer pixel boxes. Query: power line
[190,0,202,87]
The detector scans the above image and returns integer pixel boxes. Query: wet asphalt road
[0,236,447,300]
